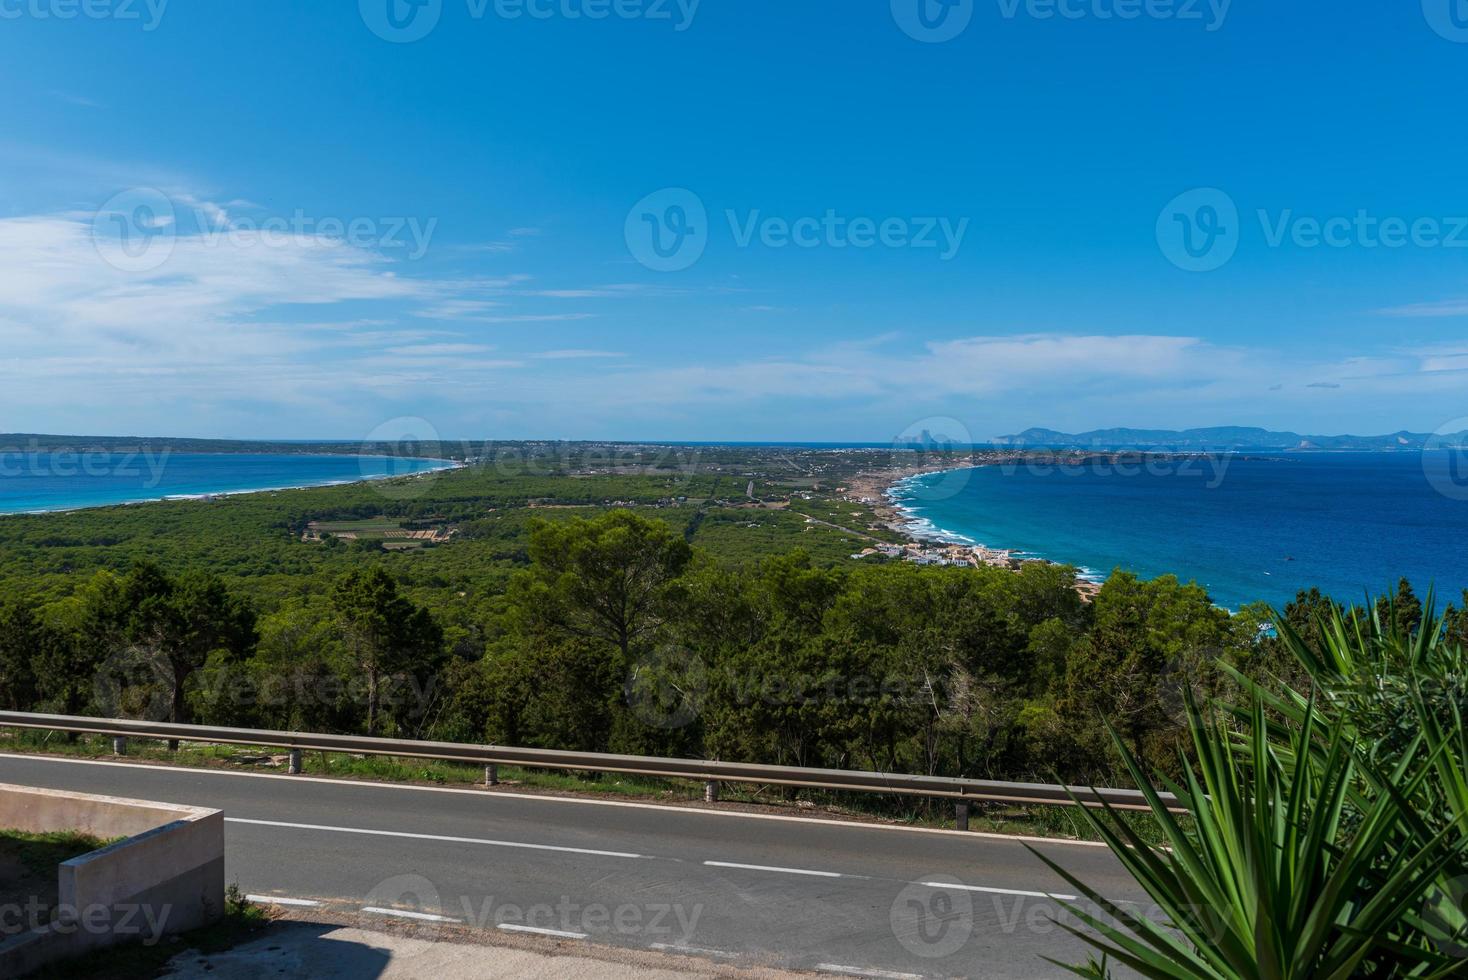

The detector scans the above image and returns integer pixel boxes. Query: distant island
[996,426,1468,451]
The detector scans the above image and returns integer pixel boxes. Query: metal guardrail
[0,711,1179,815]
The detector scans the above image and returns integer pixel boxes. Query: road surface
[0,753,1150,978]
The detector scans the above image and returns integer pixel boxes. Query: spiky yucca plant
[1224,594,1468,967]
[1027,692,1467,979]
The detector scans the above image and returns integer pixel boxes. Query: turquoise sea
[0,452,454,515]
[892,452,1468,611]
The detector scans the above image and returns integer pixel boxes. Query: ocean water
[892,452,1468,611]
[0,452,454,515]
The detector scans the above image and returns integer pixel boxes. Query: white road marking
[0,752,1110,847]
[0,758,1124,903]
[816,965,923,979]
[703,860,842,878]
[497,923,589,939]
[225,817,644,859]
[245,894,321,907]
[918,880,1078,901]
[649,942,739,958]
[362,906,460,923]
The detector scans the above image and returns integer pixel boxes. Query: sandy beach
[842,452,1104,600]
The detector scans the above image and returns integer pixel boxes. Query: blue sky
[3,0,1467,442]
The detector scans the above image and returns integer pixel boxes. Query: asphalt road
[0,753,1151,979]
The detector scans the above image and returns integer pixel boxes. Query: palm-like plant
[1233,594,1466,832]
[1028,692,1467,979]
[1222,596,1468,966]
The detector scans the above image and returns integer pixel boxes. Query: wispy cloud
[1415,344,1468,374]
[450,313,598,324]
[381,343,498,356]
[519,284,686,299]
[48,91,103,109]
[532,349,626,359]
[417,299,505,318]
[0,205,540,421]
[1374,299,1468,318]
[455,242,519,254]
[525,288,633,299]
[4,182,1463,438]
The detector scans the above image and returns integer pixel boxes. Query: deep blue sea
[893,452,1468,611]
[0,452,454,515]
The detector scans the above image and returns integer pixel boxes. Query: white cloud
[921,334,1206,387]
[416,299,506,318]
[1419,357,1468,374]
[445,313,598,324]
[381,343,499,356]
[1374,299,1468,318]
[0,209,532,424]
[48,91,103,108]
[520,284,666,299]
[3,196,1461,438]
[527,289,627,299]
[456,242,518,254]
[566,334,1210,411]
[0,215,431,335]
[533,349,627,359]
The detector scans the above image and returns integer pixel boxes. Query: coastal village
[849,539,1019,570]
[836,457,1105,600]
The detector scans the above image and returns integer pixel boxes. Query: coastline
[0,454,463,518]
[891,469,1103,573]
[851,450,1298,611]
[843,452,1175,600]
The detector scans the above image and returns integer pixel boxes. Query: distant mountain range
[996,426,1468,451]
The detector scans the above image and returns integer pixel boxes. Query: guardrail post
[484,764,499,787]
[954,801,970,832]
[288,749,302,775]
[111,736,126,755]
[704,780,719,803]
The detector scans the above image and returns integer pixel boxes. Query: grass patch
[0,828,108,868]
[0,829,112,929]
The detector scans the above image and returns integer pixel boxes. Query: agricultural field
[304,518,455,550]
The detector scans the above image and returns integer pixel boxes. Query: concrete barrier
[0,783,224,976]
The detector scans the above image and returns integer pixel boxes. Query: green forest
[2,453,1464,799]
